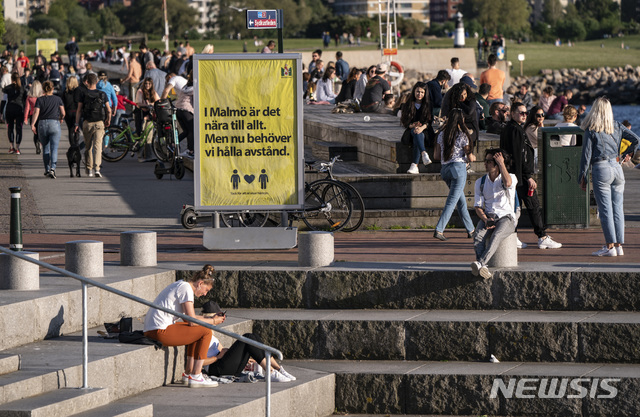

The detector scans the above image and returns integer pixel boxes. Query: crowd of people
[304,48,640,273]
[2,38,205,177]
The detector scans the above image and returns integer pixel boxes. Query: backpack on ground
[118,330,162,349]
[83,90,106,122]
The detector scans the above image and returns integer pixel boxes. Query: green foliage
[542,0,563,26]
[556,18,587,41]
[464,0,531,36]
[28,13,69,39]
[0,3,5,42]
[95,7,125,38]
[126,0,197,38]
[396,16,424,38]
[3,20,27,45]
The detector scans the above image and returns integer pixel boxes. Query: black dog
[67,132,82,177]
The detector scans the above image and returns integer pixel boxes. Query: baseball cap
[97,70,107,78]
[460,75,477,89]
[375,63,388,74]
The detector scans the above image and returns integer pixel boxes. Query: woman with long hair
[354,65,376,102]
[315,67,337,104]
[432,108,476,240]
[579,97,639,256]
[401,81,433,174]
[135,77,160,161]
[62,76,79,140]
[523,105,545,170]
[144,264,222,388]
[31,81,65,179]
[4,73,24,154]
[23,80,43,154]
[446,83,479,150]
[336,67,362,104]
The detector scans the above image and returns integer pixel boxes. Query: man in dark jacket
[500,102,562,250]
[486,102,507,134]
[427,70,450,116]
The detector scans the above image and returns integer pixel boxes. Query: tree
[128,0,197,38]
[541,0,563,27]
[28,13,69,39]
[396,16,425,38]
[575,0,619,22]
[555,18,587,41]
[0,3,5,42]
[463,0,531,36]
[94,8,125,38]
[3,20,27,45]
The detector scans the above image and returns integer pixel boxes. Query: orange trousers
[145,322,211,360]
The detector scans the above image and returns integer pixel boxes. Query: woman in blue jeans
[400,82,432,174]
[433,108,476,240]
[31,81,65,179]
[579,97,639,256]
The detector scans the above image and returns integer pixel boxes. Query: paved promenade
[1,119,640,271]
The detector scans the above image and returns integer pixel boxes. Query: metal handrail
[0,246,282,417]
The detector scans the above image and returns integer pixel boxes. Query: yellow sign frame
[193,54,303,211]
[35,38,58,61]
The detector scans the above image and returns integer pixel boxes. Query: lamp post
[518,54,525,77]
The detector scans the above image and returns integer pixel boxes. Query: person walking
[23,80,43,154]
[400,81,433,174]
[64,36,79,72]
[4,73,24,154]
[432,108,476,241]
[31,81,65,179]
[579,97,639,256]
[75,73,111,178]
[62,76,80,140]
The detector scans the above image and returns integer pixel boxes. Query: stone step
[0,354,20,376]
[70,403,153,417]
[186,268,640,312]
[285,359,640,416]
[0,387,110,417]
[0,317,250,407]
[227,308,640,363]
[113,365,335,417]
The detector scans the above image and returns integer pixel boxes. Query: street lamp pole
[163,0,170,52]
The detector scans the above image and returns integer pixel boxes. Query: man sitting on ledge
[471,148,517,279]
[360,63,392,114]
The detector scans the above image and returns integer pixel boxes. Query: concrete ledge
[298,231,334,267]
[487,232,518,268]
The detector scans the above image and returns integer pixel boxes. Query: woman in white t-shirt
[144,264,224,388]
[433,108,477,241]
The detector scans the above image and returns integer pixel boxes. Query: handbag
[401,128,413,146]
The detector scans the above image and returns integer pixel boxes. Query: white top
[316,78,336,102]
[143,280,193,331]
[554,122,578,146]
[437,130,469,164]
[446,68,466,87]
[474,173,518,221]
[166,75,193,113]
[207,333,221,357]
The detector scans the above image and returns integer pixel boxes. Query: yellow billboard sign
[35,39,58,61]
[194,54,303,210]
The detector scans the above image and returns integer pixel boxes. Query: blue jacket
[579,122,640,183]
[97,80,117,109]
[335,59,349,82]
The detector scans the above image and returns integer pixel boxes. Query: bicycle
[308,156,365,232]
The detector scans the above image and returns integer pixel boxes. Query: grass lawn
[61,34,640,77]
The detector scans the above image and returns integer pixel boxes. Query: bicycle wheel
[153,124,174,162]
[220,211,270,227]
[336,182,365,232]
[102,126,130,162]
[302,179,353,232]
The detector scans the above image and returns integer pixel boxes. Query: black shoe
[467,230,475,239]
[433,231,447,241]
[44,170,50,176]
[35,142,41,154]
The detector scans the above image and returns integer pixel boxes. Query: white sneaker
[421,152,432,166]
[592,246,617,257]
[479,265,492,279]
[538,235,562,249]
[279,366,296,381]
[88,169,95,178]
[470,261,481,276]
[94,171,102,178]
[407,163,419,174]
[188,373,219,388]
[516,238,527,249]
[270,370,292,382]
[180,372,191,384]
[616,246,624,256]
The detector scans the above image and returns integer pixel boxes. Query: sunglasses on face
[517,111,528,116]
[536,113,544,118]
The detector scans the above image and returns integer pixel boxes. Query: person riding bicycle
[135,77,159,162]
[161,72,194,158]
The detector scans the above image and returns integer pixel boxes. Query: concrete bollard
[0,252,39,290]
[120,231,157,267]
[298,231,334,267]
[487,233,518,268]
[65,240,103,278]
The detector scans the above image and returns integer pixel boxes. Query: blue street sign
[246,9,279,29]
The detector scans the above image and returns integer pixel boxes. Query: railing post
[9,187,22,251]
[265,350,271,417]
[82,282,88,388]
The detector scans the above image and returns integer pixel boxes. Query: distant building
[4,0,29,24]
[188,0,212,34]
[332,0,430,26]
[429,0,461,24]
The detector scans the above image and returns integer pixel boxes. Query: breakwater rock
[399,66,640,106]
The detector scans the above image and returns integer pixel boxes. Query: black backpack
[83,89,106,122]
